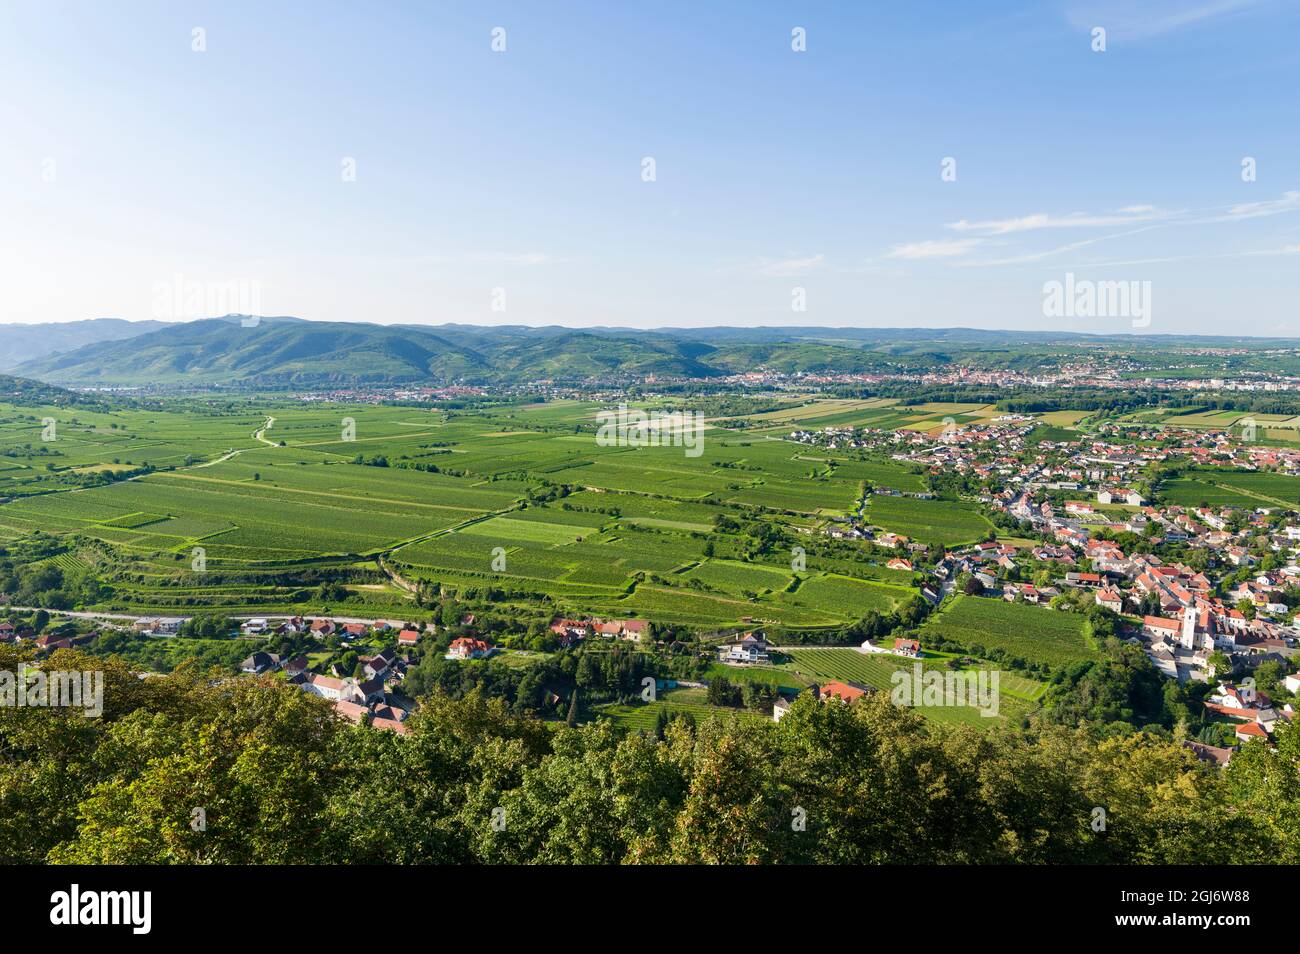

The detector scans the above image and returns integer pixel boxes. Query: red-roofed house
[894,637,921,658]
[447,637,493,660]
[816,681,869,704]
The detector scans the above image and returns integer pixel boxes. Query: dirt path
[254,416,277,446]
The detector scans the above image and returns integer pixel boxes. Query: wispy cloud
[1064,0,1273,40]
[885,239,984,260]
[894,190,1300,268]
[947,206,1172,235]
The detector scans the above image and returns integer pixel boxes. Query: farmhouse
[719,632,769,665]
[397,629,421,647]
[815,681,871,704]
[894,637,921,658]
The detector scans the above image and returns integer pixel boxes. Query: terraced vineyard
[916,595,1098,670]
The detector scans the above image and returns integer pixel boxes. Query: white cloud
[1064,0,1272,40]
[885,239,983,260]
[947,207,1170,235]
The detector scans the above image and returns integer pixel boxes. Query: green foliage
[2,645,1287,865]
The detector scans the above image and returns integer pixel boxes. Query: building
[720,632,769,665]
[447,637,493,660]
[240,651,281,674]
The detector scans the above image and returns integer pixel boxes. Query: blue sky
[1,0,1298,335]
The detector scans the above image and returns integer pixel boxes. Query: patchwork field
[0,399,969,625]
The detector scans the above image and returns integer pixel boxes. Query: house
[1095,587,1124,613]
[134,617,184,635]
[772,696,793,722]
[815,681,871,703]
[619,619,650,642]
[240,651,281,674]
[1098,489,1145,506]
[1284,672,1300,695]
[334,700,370,724]
[0,622,14,641]
[1064,501,1094,516]
[372,704,408,723]
[886,558,913,572]
[240,618,270,635]
[35,634,73,651]
[397,628,421,647]
[447,637,493,660]
[720,632,769,665]
[1184,741,1233,767]
[343,622,369,639]
[371,715,410,734]
[1142,615,1181,641]
[348,676,387,706]
[1235,721,1269,744]
[894,637,921,658]
[361,648,396,680]
[309,618,336,637]
[302,673,347,701]
[283,655,310,677]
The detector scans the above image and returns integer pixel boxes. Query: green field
[0,399,941,627]
[771,646,1044,727]
[917,595,1097,670]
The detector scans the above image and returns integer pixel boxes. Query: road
[254,416,278,446]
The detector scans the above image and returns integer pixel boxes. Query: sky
[1,0,1298,336]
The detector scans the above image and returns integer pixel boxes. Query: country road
[254,416,277,445]
[5,606,418,629]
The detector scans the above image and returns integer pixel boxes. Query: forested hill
[4,646,1292,865]
[14,316,1300,387]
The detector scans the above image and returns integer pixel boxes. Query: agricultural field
[592,687,768,730]
[916,595,1097,670]
[0,398,960,627]
[862,494,992,546]
[1159,469,1300,508]
[770,647,1044,727]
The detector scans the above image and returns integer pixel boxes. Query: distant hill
[12,316,1300,387]
[0,318,170,371]
[0,373,105,408]
[14,317,724,386]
